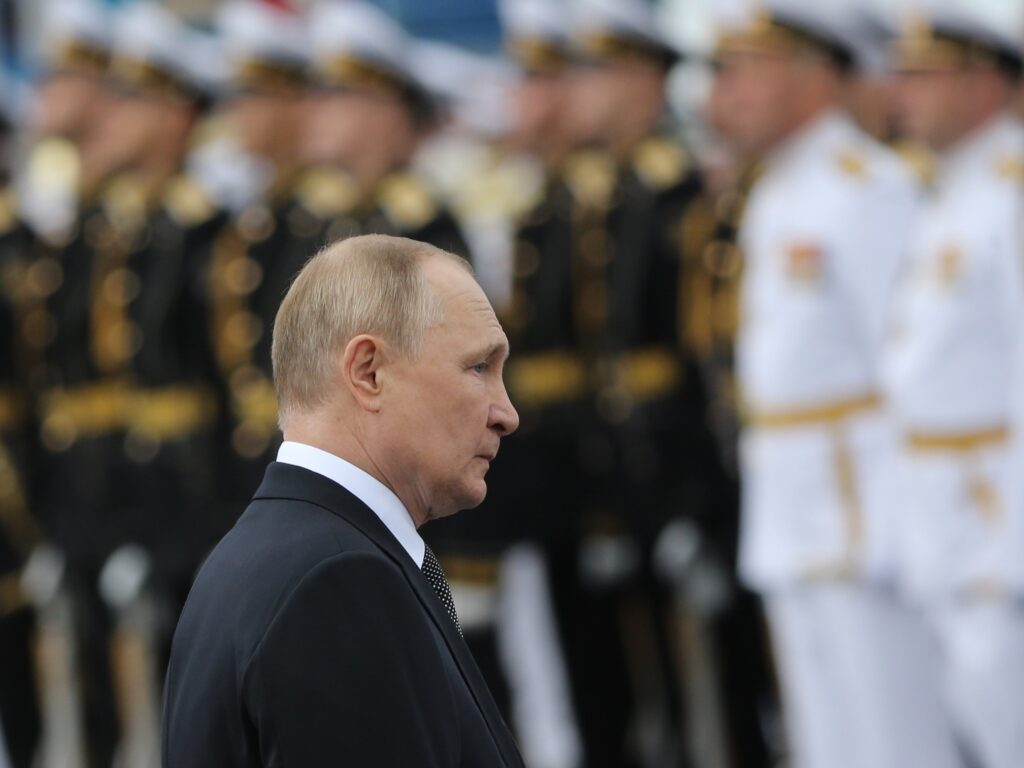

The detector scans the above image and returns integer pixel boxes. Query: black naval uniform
[115,175,228,600]
[0,190,43,768]
[679,165,778,768]
[552,137,727,768]
[30,175,136,768]
[29,171,227,765]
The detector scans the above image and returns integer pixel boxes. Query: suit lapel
[253,463,524,767]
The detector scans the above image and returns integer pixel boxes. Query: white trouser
[766,583,963,768]
[930,600,1024,768]
[497,544,583,768]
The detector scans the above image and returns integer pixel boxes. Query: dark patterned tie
[421,545,462,636]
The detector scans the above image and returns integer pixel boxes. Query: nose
[489,379,520,437]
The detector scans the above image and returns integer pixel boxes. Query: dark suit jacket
[162,461,525,767]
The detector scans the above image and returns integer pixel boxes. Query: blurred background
[0,0,1022,766]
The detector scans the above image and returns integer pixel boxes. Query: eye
[472,362,489,374]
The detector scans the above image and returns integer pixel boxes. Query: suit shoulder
[246,549,427,672]
[180,500,382,639]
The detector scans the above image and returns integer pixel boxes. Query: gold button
[229,364,265,393]
[224,257,264,295]
[26,258,63,297]
[41,413,76,452]
[238,205,275,243]
[703,241,742,278]
[225,311,263,349]
[99,321,142,362]
[102,268,142,305]
[232,422,270,459]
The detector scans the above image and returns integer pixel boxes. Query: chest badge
[784,242,824,284]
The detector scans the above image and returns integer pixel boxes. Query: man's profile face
[566,60,665,147]
[710,50,804,159]
[382,258,519,523]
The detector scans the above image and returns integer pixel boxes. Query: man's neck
[282,417,428,528]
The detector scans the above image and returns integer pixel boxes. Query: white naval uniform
[883,113,1024,768]
[737,110,961,768]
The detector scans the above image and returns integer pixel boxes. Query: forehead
[424,258,505,338]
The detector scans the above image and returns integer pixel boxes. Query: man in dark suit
[163,234,523,766]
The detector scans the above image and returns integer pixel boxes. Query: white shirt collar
[276,440,425,567]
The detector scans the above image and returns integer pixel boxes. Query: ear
[340,334,388,413]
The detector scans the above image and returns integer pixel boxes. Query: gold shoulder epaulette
[633,136,690,190]
[163,176,218,227]
[296,167,360,220]
[835,149,868,180]
[995,155,1024,183]
[377,173,438,231]
[456,158,544,221]
[564,150,617,208]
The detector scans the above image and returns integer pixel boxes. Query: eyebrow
[475,339,509,362]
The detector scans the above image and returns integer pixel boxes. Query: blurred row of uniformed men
[0,0,1023,766]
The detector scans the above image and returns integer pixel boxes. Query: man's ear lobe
[342,335,385,412]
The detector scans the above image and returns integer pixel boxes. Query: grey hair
[272,234,470,426]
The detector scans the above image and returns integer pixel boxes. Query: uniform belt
[0,388,27,433]
[506,352,588,407]
[40,382,217,450]
[611,347,682,402]
[39,381,134,447]
[129,386,218,440]
[905,426,1009,452]
[745,393,881,429]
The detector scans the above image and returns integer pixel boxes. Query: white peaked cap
[499,0,569,43]
[41,0,111,52]
[309,1,411,79]
[219,0,309,67]
[112,2,225,96]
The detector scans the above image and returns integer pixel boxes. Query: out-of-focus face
[86,90,193,179]
[380,257,519,524]
[510,72,568,155]
[566,60,665,149]
[709,50,809,159]
[893,67,971,150]
[32,72,110,142]
[226,90,305,160]
[304,88,417,182]
[847,74,898,142]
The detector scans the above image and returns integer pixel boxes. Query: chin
[456,480,488,512]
